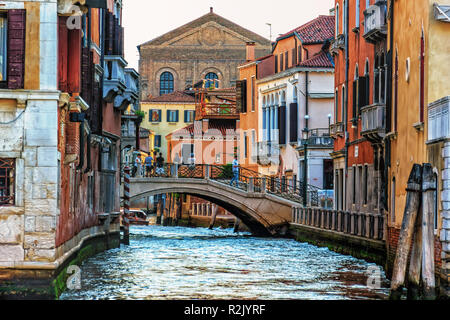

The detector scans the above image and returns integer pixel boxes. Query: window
[280,53,283,72]
[150,109,162,122]
[343,0,347,35]
[366,0,370,9]
[205,72,219,89]
[167,110,179,123]
[336,4,340,36]
[160,72,174,96]
[275,55,278,73]
[0,159,15,206]
[251,130,256,159]
[184,110,195,123]
[394,50,398,132]
[0,14,7,84]
[298,46,302,63]
[352,166,356,204]
[0,10,25,89]
[355,0,360,28]
[363,165,368,205]
[285,51,289,70]
[155,135,161,148]
[391,177,396,223]
[433,172,438,230]
[244,132,248,159]
[335,89,339,123]
[323,159,333,190]
[353,64,359,119]
[341,86,345,123]
[419,31,425,123]
[251,76,256,111]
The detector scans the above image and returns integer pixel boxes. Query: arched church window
[160,72,174,96]
[205,72,219,89]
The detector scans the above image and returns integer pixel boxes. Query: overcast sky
[122,0,334,70]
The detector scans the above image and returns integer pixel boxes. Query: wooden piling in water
[209,204,218,230]
[421,164,436,300]
[390,164,422,300]
[156,196,162,225]
[407,202,422,300]
[233,218,240,233]
[122,166,131,245]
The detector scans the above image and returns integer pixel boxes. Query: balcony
[103,56,127,103]
[255,141,280,166]
[360,103,386,142]
[114,68,140,111]
[330,122,344,138]
[299,128,334,148]
[330,34,345,55]
[363,1,388,44]
[195,88,239,120]
[121,114,139,149]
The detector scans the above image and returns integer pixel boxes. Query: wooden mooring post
[390,163,438,300]
[421,164,436,300]
[233,218,240,233]
[208,204,218,230]
[122,166,131,245]
[390,164,422,300]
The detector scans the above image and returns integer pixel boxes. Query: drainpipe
[344,0,350,211]
[99,8,106,171]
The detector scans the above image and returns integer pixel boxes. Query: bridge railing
[142,163,328,207]
[291,207,386,241]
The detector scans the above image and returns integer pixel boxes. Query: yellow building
[387,0,450,285]
[140,91,196,160]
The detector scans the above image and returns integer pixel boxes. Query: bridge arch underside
[131,187,275,237]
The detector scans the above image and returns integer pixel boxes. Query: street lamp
[302,115,310,207]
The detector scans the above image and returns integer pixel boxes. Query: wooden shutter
[289,103,298,143]
[166,110,171,122]
[275,55,278,73]
[105,12,114,55]
[7,9,26,89]
[236,80,247,113]
[58,16,69,92]
[285,52,289,70]
[176,110,179,122]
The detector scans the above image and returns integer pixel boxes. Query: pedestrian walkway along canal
[60,226,390,300]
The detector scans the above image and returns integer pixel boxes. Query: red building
[330,0,388,215]
[57,2,139,246]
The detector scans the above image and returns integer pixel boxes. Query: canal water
[60,225,390,300]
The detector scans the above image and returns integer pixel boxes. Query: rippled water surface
[60,225,389,300]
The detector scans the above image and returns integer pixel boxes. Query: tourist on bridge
[155,152,165,176]
[133,155,141,177]
[230,155,239,187]
[144,154,153,177]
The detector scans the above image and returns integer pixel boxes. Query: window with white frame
[0,13,7,84]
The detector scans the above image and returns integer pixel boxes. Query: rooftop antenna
[266,23,272,42]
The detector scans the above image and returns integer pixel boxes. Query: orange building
[330,0,387,216]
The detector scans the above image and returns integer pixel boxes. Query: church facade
[138,8,272,99]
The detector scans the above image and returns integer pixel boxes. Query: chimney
[246,42,256,62]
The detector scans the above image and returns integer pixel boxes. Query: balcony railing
[361,103,386,142]
[103,56,127,103]
[114,68,140,111]
[330,34,345,55]
[299,128,334,148]
[363,0,388,44]
[330,122,344,137]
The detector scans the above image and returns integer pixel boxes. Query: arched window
[343,0,347,35]
[205,72,219,89]
[336,4,340,36]
[160,72,174,96]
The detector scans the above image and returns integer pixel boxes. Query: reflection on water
[60,225,389,300]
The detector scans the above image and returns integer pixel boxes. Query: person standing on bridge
[156,152,165,176]
[144,154,153,177]
[230,155,239,187]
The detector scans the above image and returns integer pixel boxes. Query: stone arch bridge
[128,164,320,236]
